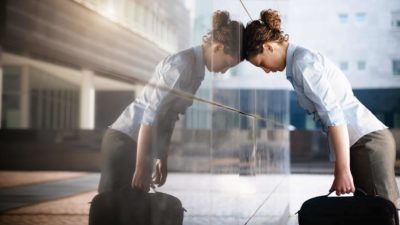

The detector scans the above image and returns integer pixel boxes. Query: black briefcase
[89,187,185,225]
[297,189,399,225]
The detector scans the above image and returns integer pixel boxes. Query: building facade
[0,0,190,130]
[286,0,400,129]
[211,0,400,130]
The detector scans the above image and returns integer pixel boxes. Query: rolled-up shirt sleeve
[140,58,182,126]
[293,53,347,127]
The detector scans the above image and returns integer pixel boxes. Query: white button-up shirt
[110,46,205,158]
[285,43,387,160]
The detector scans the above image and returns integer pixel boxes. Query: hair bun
[212,10,230,30]
[260,9,281,30]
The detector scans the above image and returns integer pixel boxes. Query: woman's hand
[131,161,153,192]
[330,167,355,195]
[152,157,168,187]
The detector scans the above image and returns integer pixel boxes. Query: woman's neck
[281,41,290,70]
[201,43,212,71]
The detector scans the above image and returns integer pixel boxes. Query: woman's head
[244,9,289,73]
[203,10,244,73]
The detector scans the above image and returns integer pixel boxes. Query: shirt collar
[285,43,297,80]
[193,45,205,79]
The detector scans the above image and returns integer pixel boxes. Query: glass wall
[0,0,291,224]
[29,68,80,129]
[1,66,21,128]
[159,92,290,224]
[1,66,80,129]
[72,0,187,52]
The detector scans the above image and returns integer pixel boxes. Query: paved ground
[0,171,88,189]
[0,174,99,212]
[0,171,399,225]
[0,191,97,225]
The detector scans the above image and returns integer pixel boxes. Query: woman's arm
[131,56,182,192]
[151,119,177,187]
[131,120,175,191]
[292,52,354,195]
[131,124,153,192]
[329,124,355,195]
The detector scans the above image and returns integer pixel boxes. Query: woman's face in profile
[248,42,285,74]
[206,43,240,74]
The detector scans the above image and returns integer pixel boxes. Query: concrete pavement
[1,171,399,225]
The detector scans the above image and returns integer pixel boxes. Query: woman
[244,9,399,205]
[98,11,244,193]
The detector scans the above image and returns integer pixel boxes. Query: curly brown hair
[203,10,245,61]
[244,9,289,59]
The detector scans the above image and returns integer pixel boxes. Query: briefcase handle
[327,187,368,197]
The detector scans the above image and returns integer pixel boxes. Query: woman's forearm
[136,124,153,170]
[131,124,154,191]
[328,124,350,170]
[328,124,355,194]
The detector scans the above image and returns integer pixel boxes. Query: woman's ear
[212,42,224,53]
[262,42,273,54]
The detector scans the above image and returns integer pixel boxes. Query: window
[340,61,349,71]
[394,113,400,128]
[357,61,366,70]
[392,10,400,29]
[338,13,349,24]
[2,66,22,129]
[355,12,366,23]
[393,60,400,75]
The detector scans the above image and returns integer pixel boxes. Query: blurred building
[210,0,400,130]
[286,0,400,129]
[0,0,190,130]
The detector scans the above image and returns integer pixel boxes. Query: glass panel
[340,61,349,71]
[157,94,289,224]
[1,1,292,224]
[2,66,21,129]
[28,67,80,129]
[338,13,348,23]
[357,61,366,70]
[393,60,400,75]
[392,11,400,29]
[355,12,366,23]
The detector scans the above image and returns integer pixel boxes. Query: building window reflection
[72,0,185,52]
[355,12,366,23]
[392,10,400,29]
[1,66,80,129]
[357,60,366,71]
[338,13,349,24]
[393,60,400,75]
[340,61,349,71]
[1,66,22,129]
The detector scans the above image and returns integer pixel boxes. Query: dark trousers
[98,128,137,193]
[350,129,400,207]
